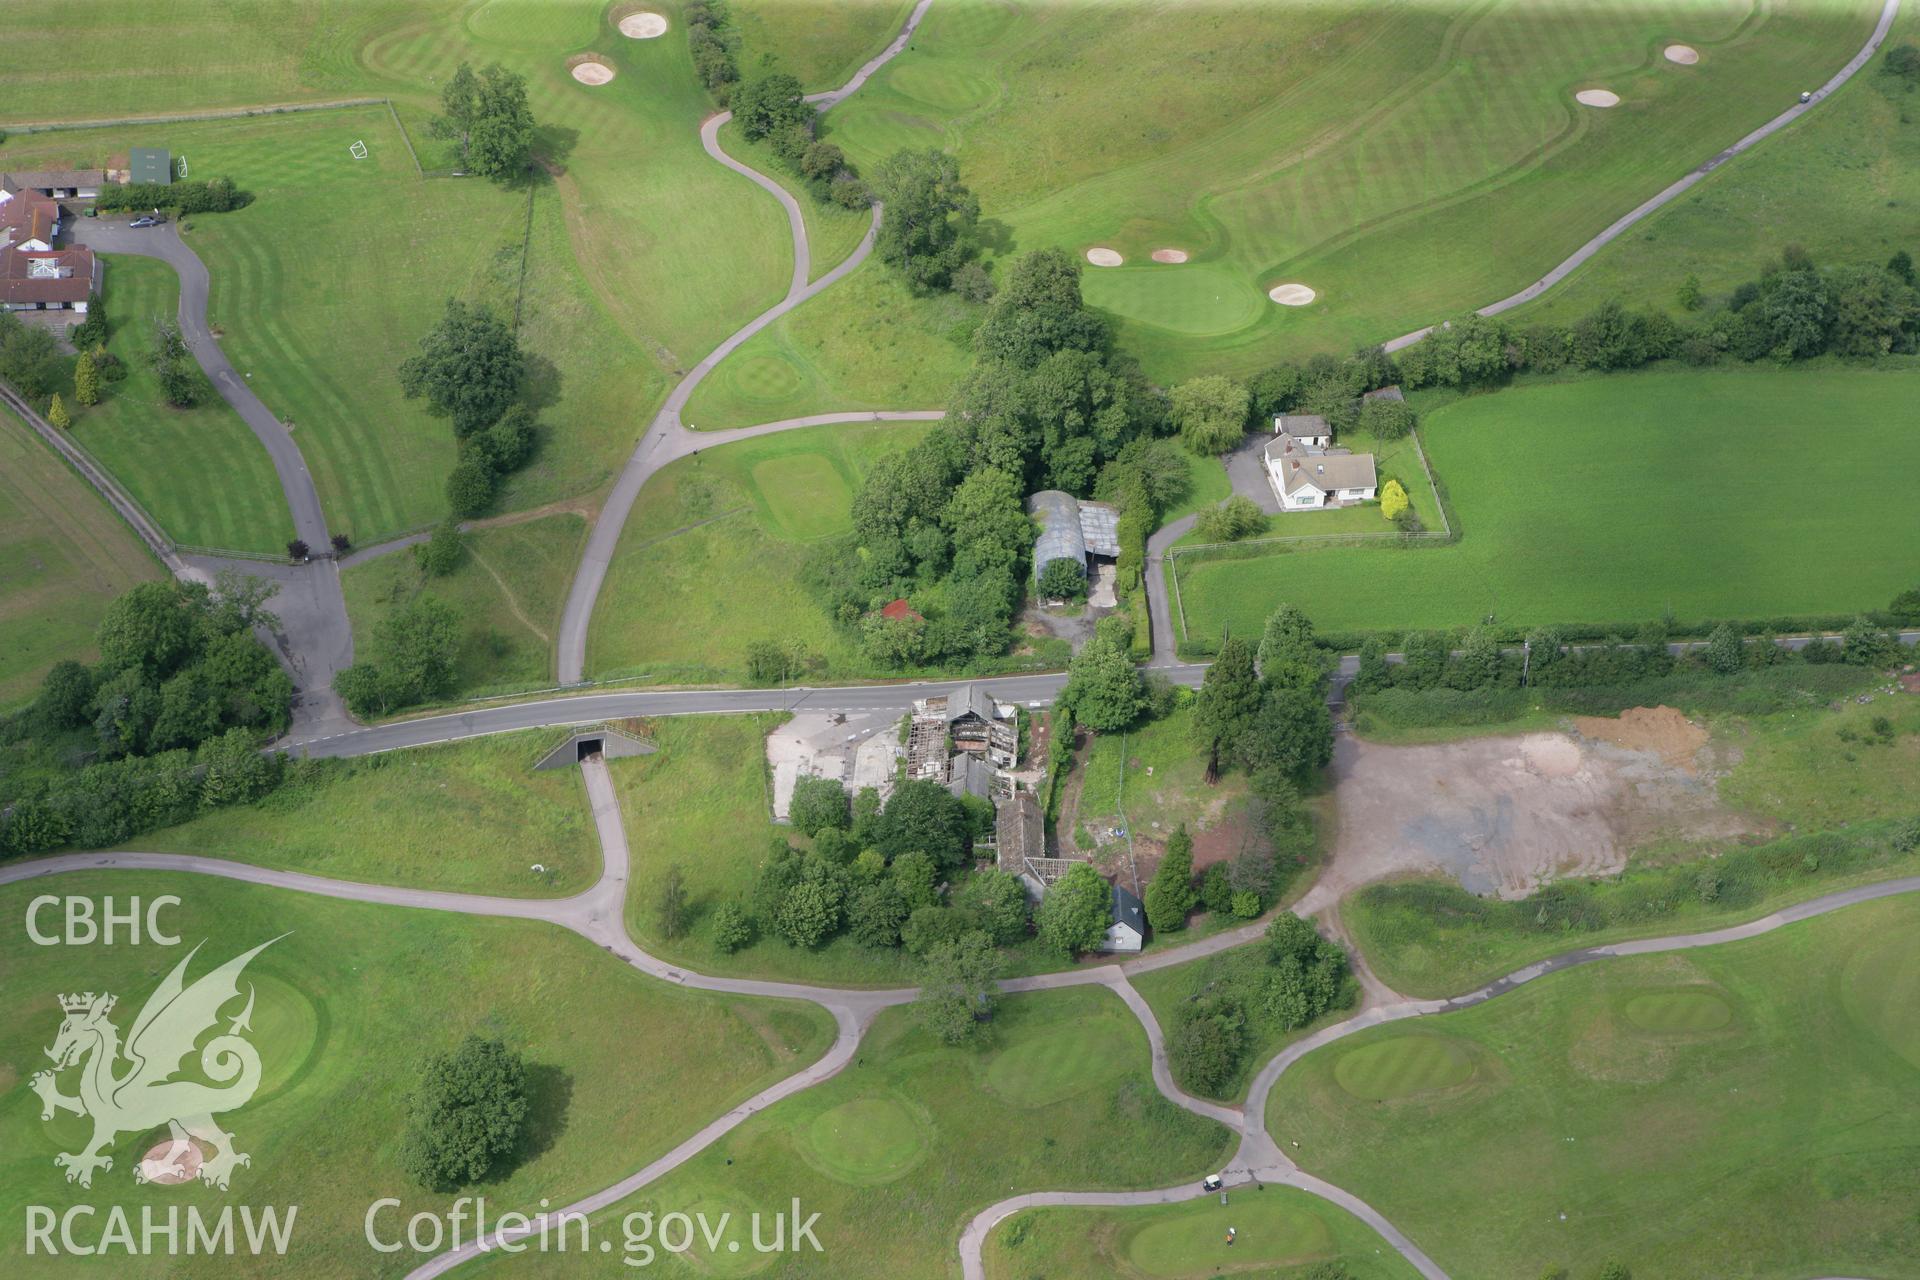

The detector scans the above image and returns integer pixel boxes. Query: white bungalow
[1265,416,1377,511]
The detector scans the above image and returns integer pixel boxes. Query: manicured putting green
[825,103,944,157]
[1625,990,1734,1034]
[244,973,323,1101]
[728,353,807,404]
[800,1096,930,1184]
[887,61,993,111]
[467,0,599,50]
[751,454,851,540]
[1123,1194,1335,1274]
[1080,263,1264,336]
[1842,931,1920,1071]
[1333,1034,1475,1101]
[984,1014,1134,1107]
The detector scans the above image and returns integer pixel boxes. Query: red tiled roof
[879,598,922,622]
[0,246,94,305]
[0,192,60,246]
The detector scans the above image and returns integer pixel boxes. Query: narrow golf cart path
[1383,0,1902,351]
[553,0,942,686]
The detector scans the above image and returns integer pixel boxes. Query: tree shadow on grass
[529,126,581,182]
[514,1062,574,1167]
[520,352,563,413]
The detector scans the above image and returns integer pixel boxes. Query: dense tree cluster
[399,300,540,518]
[0,309,67,399]
[1190,605,1335,783]
[430,63,536,181]
[717,778,1024,963]
[333,596,463,717]
[0,576,291,857]
[399,1036,530,1190]
[871,148,980,292]
[686,1,740,99]
[1168,913,1351,1096]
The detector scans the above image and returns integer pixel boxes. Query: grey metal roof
[129,148,172,186]
[1077,500,1120,558]
[1110,883,1146,934]
[949,683,999,725]
[947,751,993,801]
[1362,385,1405,403]
[1029,490,1086,581]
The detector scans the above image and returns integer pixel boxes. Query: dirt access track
[1316,709,1753,901]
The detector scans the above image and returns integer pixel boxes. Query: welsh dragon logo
[31,937,283,1190]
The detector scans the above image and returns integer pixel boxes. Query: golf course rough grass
[133,729,601,895]
[983,1184,1427,1280]
[1332,1033,1477,1101]
[1269,896,1920,1279]
[0,406,163,709]
[0,872,836,1280]
[1175,367,1920,641]
[458,985,1234,1280]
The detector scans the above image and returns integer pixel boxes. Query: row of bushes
[96,177,249,215]
[686,0,739,101]
[0,729,283,858]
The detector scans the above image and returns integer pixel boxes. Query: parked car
[128,216,157,228]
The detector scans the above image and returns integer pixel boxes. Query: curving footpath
[13,765,1916,1278]
[1382,0,1902,351]
[552,0,943,686]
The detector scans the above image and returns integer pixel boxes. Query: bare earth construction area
[1314,709,1754,901]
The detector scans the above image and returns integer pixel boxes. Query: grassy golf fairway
[983,1185,1426,1280]
[1518,2,1920,327]
[343,513,587,701]
[681,258,976,429]
[133,731,599,896]
[0,872,835,1280]
[1269,895,1920,1279]
[586,421,933,685]
[0,408,162,709]
[62,255,292,554]
[1175,367,1920,642]
[463,985,1234,1279]
[699,0,1883,408]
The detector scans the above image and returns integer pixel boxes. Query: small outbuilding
[1029,490,1122,584]
[1100,883,1147,953]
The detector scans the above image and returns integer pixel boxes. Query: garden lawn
[1177,427,1445,546]
[699,0,1882,409]
[1175,367,1920,644]
[68,255,291,553]
[731,0,918,93]
[681,256,976,429]
[0,407,162,708]
[586,420,932,685]
[0,872,835,1280]
[1515,1,1920,328]
[132,730,600,895]
[343,513,586,701]
[1270,895,1920,1280]
[983,1184,1425,1280]
[464,985,1234,1279]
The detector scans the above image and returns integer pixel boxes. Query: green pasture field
[983,1184,1425,1280]
[731,0,917,93]
[462,984,1233,1280]
[586,420,933,685]
[681,256,976,429]
[694,0,1883,412]
[343,513,587,701]
[0,872,835,1280]
[65,255,292,553]
[1270,895,1920,1279]
[0,408,161,708]
[133,730,600,895]
[1174,367,1920,643]
[1516,1,1920,326]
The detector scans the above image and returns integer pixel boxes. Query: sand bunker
[569,55,615,85]
[619,11,668,38]
[1085,247,1123,267]
[1576,88,1621,108]
[1151,248,1189,264]
[1268,282,1316,306]
[1573,706,1709,771]
[1664,44,1700,65]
